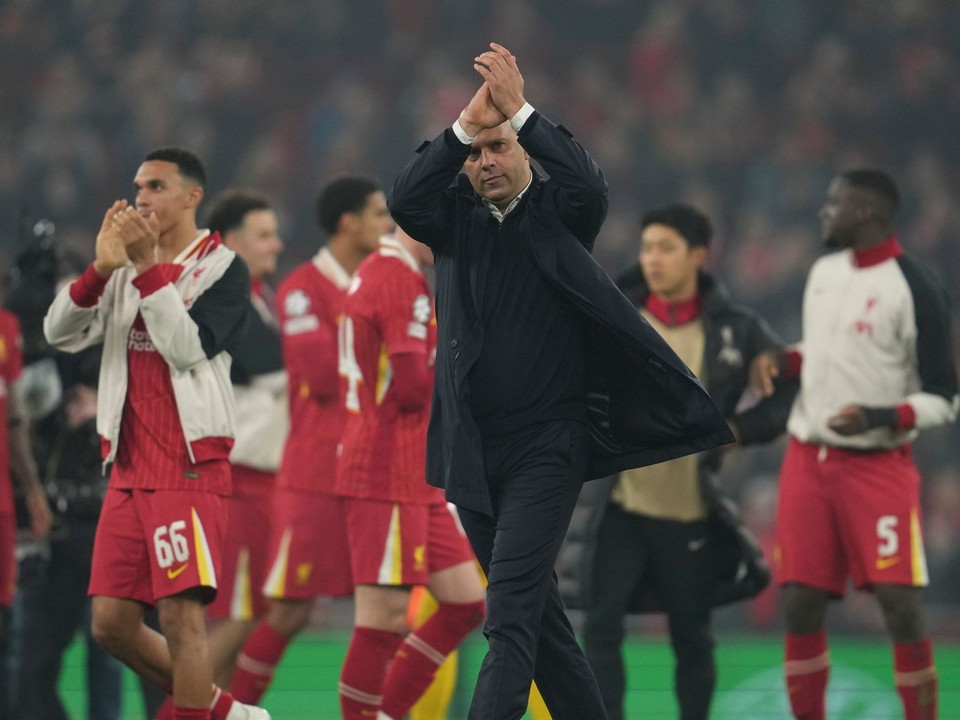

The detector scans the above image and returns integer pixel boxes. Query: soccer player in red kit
[43,147,269,720]
[335,228,485,720]
[752,169,957,720]
[0,308,52,633]
[229,177,392,704]
[202,190,287,688]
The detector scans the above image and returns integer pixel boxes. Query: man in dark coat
[388,44,733,720]
[558,204,795,720]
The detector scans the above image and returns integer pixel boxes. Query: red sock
[155,682,179,720]
[895,639,937,720]
[784,631,829,720]
[209,686,240,720]
[229,622,290,704]
[155,698,174,720]
[339,627,405,720]
[172,709,210,720]
[380,599,485,719]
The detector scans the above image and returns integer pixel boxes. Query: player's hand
[459,82,508,137]
[65,384,98,430]
[826,405,869,436]
[114,206,161,274]
[473,42,525,119]
[749,351,781,398]
[26,484,53,540]
[93,200,131,277]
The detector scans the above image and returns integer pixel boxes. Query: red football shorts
[0,512,15,607]
[207,465,274,621]
[775,438,928,595]
[262,487,353,599]
[89,487,225,605]
[345,499,476,586]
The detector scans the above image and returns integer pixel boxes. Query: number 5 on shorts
[876,515,899,557]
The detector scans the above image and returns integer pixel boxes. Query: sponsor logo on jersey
[128,327,157,352]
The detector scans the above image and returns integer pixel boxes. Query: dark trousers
[457,420,607,720]
[14,522,123,720]
[583,503,716,720]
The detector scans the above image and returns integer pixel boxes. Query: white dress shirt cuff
[452,119,477,145]
[509,102,535,133]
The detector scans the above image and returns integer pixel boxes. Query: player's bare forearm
[7,394,52,538]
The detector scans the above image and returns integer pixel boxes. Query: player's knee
[782,584,827,634]
[91,612,134,656]
[267,599,313,638]
[376,601,411,635]
[877,589,926,642]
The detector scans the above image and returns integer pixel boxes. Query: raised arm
[44,201,131,352]
[476,42,607,247]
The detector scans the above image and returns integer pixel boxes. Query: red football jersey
[111,312,231,494]
[276,249,352,494]
[335,241,441,504]
[0,310,23,515]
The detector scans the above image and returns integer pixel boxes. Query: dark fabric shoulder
[229,303,283,384]
[896,254,958,400]
[189,254,252,359]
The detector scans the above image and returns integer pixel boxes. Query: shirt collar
[377,234,421,272]
[853,235,903,268]
[483,175,533,223]
[312,246,353,289]
[644,293,702,326]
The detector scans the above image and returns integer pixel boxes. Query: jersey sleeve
[898,256,959,428]
[278,275,340,402]
[378,271,432,358]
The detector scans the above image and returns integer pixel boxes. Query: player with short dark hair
[567,202,789,720]
[200,190,286,689]
[44,147,268,720]
[228,176,393,705]
[752,168,958,720]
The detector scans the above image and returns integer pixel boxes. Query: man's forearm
[8,409,42,495]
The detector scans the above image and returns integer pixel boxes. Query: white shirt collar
[311,247,353,290]
[483,174,533,223]
[377,234,421,272]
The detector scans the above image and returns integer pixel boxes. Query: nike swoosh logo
[875,556,901,570]
[688,538,708,552]
[167,564,189,579]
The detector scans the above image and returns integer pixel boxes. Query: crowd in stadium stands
[2,0,960,637]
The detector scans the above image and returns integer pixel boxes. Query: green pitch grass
[58,633,959,718]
